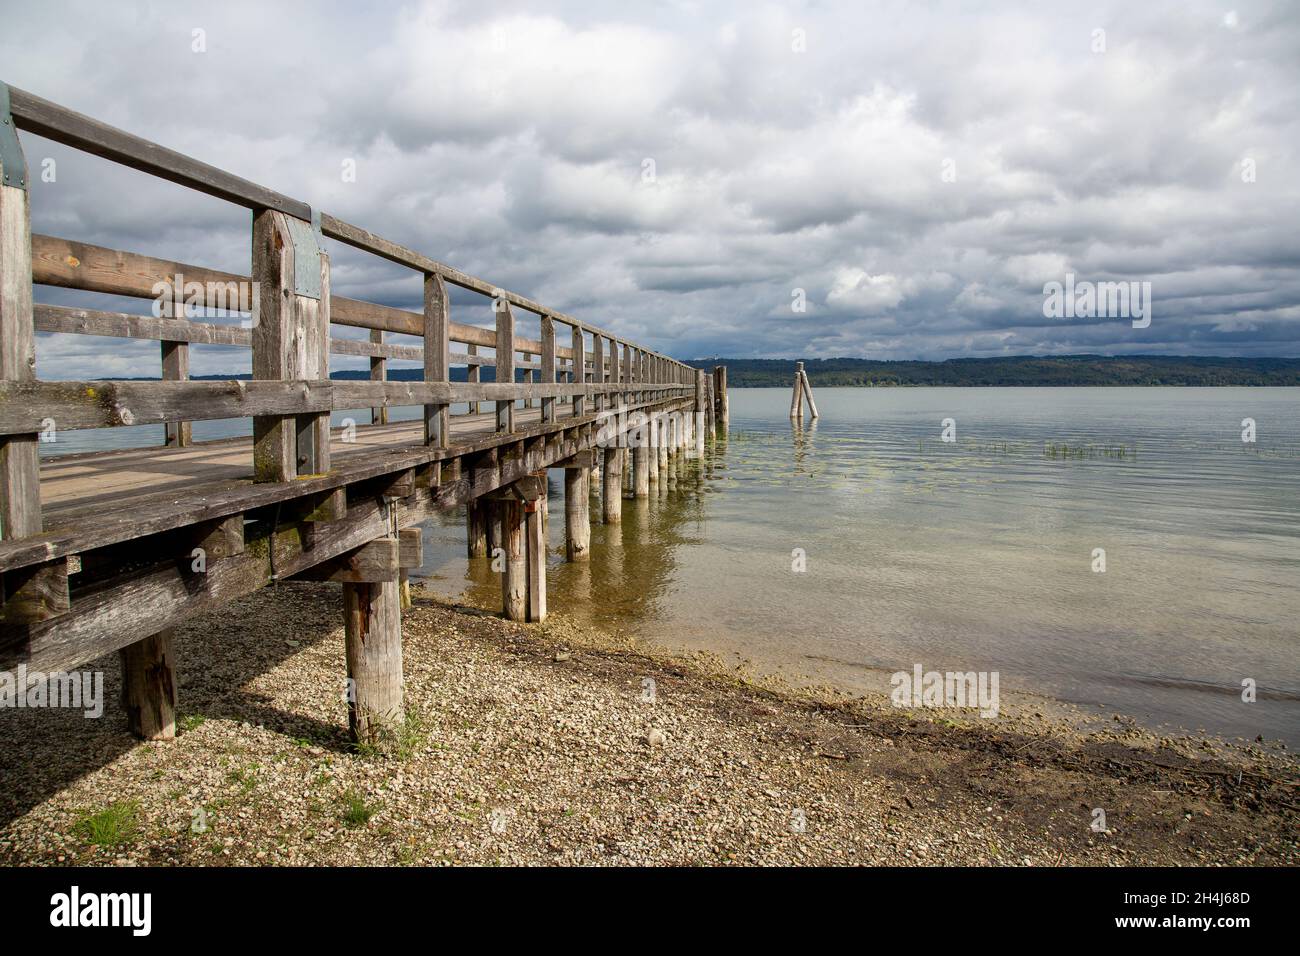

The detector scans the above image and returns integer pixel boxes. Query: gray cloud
[2,0,1298,379]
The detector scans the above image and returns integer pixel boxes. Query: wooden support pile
[789,360,819,421]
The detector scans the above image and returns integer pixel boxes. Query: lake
[417,387,1300,746]
[41,386,1300,745]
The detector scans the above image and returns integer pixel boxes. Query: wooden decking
[0,81,726,747]
[39,406,566,514]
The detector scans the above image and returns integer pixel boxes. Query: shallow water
[416,387,1300,746]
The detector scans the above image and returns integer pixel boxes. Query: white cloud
[2,0,1297,374]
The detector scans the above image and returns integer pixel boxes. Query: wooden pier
[0,85,727,747]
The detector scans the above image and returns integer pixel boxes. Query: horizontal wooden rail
[320,214,665,363]
[7,86,682,366]
[33,302,509,366]
[8,86,310,217]
[30,234,603,366]
[0,379,690,434]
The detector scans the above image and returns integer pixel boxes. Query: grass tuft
[340,790,378,828]
[73,800,141,847]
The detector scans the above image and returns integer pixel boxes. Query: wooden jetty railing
[0,83,727,746]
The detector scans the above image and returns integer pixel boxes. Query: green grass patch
[178,713,207,733]
[340,790,379,828]
[73,800,141,847]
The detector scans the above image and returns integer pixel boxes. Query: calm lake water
[417,387,1300,746]
[42,387,1300,745]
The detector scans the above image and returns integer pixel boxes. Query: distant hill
[163,355,1297,387]
[680,356,1300,387]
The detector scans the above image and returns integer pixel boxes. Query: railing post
[495,301,515,432]
[0,94,41,544]
[623,343,633,409]
[592,334,605,412]
[572,324,585,418]
[466,344,481,415]
[540,316,556,424]
[369,329,388,425]
[424,273,449,447]
[251,209,329,481]
[694,369,707,457]
[162,298,192,447]
[714,365,729,434]
[500,498,525,620]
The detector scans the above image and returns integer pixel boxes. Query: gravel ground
[1,582,1295,867]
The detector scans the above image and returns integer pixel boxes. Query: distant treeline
[681,356,1300,387]
[172,355,1299,387]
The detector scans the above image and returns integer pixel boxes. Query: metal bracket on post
[284,208,322,299]
[0,83,28,190]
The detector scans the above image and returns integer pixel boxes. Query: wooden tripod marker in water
[790,361,820,420]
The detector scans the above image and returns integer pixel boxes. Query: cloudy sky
[3,0,1298,378]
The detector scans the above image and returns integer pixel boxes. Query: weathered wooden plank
[1,557,70,624]
[0,379,332,434]
[332,335,424,362]
[119,630,177,741]
[343,578,403,745]
[369,329,388,425]
[335,380,677,409]
[35,302,253,347]
[466,498,487,558]
[9,86,311,218]
[564,465,590,562]
[0,393,695,577]
[495,302,515,433]
[572,325,586,418]
[301,487,347,523]
[398,526,423,570]
[29,234,562,357]
[526,502,546,622]
[193,513,244,560]
[424,273,450,447]
[602,446,622,524]
[500,499,525,621]
[160,297,192,448]
[253,210,308,481]
[294,537,399,583]
[321,213,635,361]
[378,467,416,500]
[540,315,556,425]
[466,343,482,414]
[1,153,41,545]
[0,398,701,670]
[556,449,597,469]
[482,474,546,502]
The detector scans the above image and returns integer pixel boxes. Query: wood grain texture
[343,578,404,745]
[423,273,450,446]
[526,504,546,622]
[500,499,525,621]
[119,630,177,741]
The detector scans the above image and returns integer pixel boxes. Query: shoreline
[1,582,1295,866]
